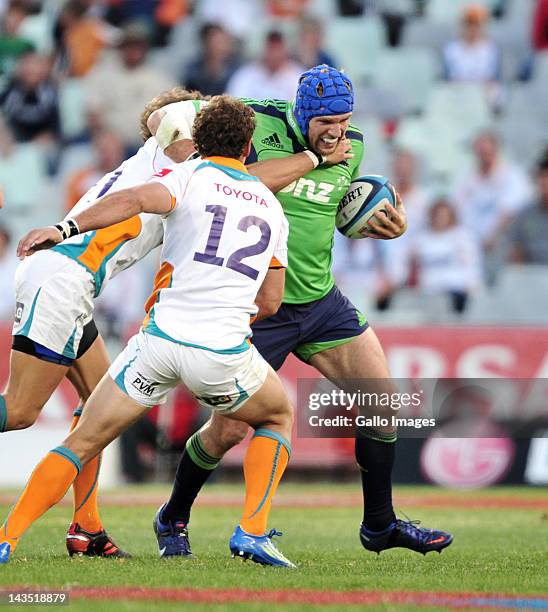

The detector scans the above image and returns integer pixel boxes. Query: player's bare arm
[360,192,408,240]
[254,268,286,321]
[17,183,172,259]
[248,138,353,193]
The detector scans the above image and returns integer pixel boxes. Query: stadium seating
[374,289,458,325]
[505,0,536,24]
[489,18,532,81]
[532,51,548,86]
[325,17,386,84]
[426,0,501,22]
[351,113,390,175]
[402,17,456,52]
[307,0,337,19]
[59,79,87,142]
[465,265,548,324]
[372,47,439,114]
[354,85,406,119]
[0,144,48,237]
[395,114,474,182]
[499,114,548,171]
[19,12,53,53]
[426,83,491,131]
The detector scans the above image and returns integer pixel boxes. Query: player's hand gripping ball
[336,175,406,239]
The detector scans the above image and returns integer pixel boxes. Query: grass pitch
[0,484,546,610]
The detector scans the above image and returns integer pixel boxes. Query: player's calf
[225,367,295,567]
[2,349,70,431]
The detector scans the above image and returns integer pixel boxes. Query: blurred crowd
[0,0,547,327]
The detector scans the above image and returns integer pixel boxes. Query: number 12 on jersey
[193,205,271,280]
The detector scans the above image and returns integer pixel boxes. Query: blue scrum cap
[294,64,354,138]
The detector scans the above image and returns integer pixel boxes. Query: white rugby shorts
[13,251,95,359]
[109,330,269,413]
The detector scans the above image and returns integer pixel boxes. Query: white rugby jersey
[52,138,170,296]
[143,155,288,352]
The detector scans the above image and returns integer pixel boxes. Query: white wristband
[303,149,324,168]
[53,218,80,241]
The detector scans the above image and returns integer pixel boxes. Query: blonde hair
[139,87,209,141]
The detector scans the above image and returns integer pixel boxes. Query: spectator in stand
[182,22,240,96]
[391,148,429,232]
[337,0,366,16]
[0,51,59,143]
[84,22,174,151]
[0,225,17,320]
[154,0,189,47]
[532,0,548,50]
[452,130,532,257]
[227,30,304,101]
[65,129,125,211]
[267,0,310,19]
[0,1,34,84]
[295,16,337,70]
[54,0,111,78]
[376,149,430,308]
[413,198,483,313]
[102,0,188,46]
[443,4,501,82]
[509,151,548,264]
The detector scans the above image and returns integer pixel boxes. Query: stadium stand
[0,0,546,325]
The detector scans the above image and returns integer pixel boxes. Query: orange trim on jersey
[143,261,174,327]
[204,156,249,174]
[269,256,285,269]
[77,216,142,273]
[169,195,177,211]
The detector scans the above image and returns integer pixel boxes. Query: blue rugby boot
[153,504,192,558]
[360,518,453,555]
[0,542,11,564]
[229,525,295,568]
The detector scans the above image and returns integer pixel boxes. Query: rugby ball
[336,175,397,239]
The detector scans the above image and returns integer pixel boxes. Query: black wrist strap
[53,218,80,241]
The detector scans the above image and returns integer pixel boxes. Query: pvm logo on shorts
[132,373,158,397]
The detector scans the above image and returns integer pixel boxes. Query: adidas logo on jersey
[261,133,283,148]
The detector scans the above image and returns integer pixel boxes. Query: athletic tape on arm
[155,100,209,152]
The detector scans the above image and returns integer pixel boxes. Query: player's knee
[218,420,248,450]
[264,398,293,430]
[202,417,248,455]
[2,391,46,430]
[6,407,40,430]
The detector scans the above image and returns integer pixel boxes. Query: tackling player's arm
[247,138,353,193]
[253,211,288,320]
[254,267,285,321]
[17,183,173,258]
